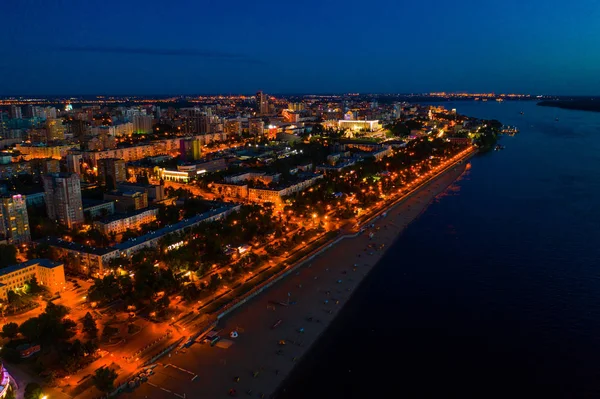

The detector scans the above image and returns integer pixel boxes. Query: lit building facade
[103,190,148,213]
[0,194,31,244]
[256,91,269,115]
[16,144,75,160]
[0,259,66,301]
[337,120,382,132]
[66,153,82,175]
[46,118,66,141]
[43,173,84,228]
[93,208,158,236]
[133,114,153,134]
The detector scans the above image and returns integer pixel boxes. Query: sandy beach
[124,159,471,399]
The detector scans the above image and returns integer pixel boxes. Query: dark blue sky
[2,0,599,95]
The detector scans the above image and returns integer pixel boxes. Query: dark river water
[278,100,600,399]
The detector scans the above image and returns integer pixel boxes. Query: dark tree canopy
[0,244,17,268]
[93,367,118,393]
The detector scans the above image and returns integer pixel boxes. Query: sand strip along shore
[124,157,471,399]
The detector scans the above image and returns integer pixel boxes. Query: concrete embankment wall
[217,233,353,320]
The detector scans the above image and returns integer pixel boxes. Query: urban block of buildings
[40,204,240,276]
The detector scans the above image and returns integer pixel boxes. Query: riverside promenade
[125,149,474,399]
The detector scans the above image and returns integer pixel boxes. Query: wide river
[278,100,600,399]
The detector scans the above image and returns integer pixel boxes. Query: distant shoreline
[537,100,600,113]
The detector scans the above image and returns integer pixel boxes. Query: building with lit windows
[213,174,323,205]
[97,158,126,189]
[66,153,82,175]
[0,194,31,244]
[114,122,134,137]
[93,207,158,236]
[46,118,66,141]
[224,119,242,135]
[249,118,265,136]
[337,119,382,132]
[42,173,84,228]
[0,259,66,301]
[103,190,148,213]
[179,138,202,161]
[83,144,154,167]
[133,114,153,134]
[256,91,269,115]
[16,143,76,160]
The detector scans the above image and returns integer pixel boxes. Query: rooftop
[97,207,157,223]
[0,258,62,277]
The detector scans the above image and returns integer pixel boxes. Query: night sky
[1,0,599,95]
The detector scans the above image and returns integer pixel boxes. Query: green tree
[93,367,118,393]
[1,322,19,340]
[208,274,221,291]
[83,340,98,355]
[19,318,41,341]
[82,312,98,339]
[155,295,170,312]
[25,276,43,294]
[24,382,43,399]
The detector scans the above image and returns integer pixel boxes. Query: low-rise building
[214,174,323,205]
[0,259,66,301]
[158,158,227,182]
[83,199,115,219]
[16,143,76,160]
[370,146,393,161]
[83,144,154,167]
[93,208,158,236]
[337,120,382,132]
[117,182,165,202]
[103,190,148,213]
[225,171,280,184]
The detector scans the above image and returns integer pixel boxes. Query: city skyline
[2,0,600,96]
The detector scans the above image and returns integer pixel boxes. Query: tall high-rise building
[179,138,202,161]
[182,109,211,134]
[43,173,84,228]
[43,159,61,174]
[114,122,134,137]
[9,106,22,120]
[224,119,242,135]
[0,194,31,244]
[44,107,58,119]
[69,119,90,139]
[249,118,265,136]
[133,114,153,134]
[66,153,82,176]
[393,103,403,119]
[0,113,6,137]
[46,118,66,141]
[97,158,126,189]
[23,105,34,119]
[256,91,269,115]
